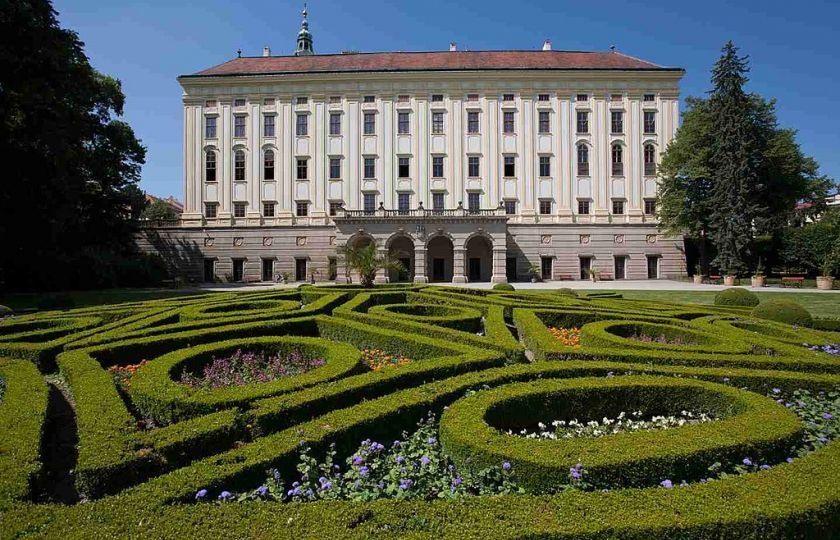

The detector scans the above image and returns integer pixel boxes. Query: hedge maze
[1,285,839,538]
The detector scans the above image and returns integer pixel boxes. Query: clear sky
[53,0,839,199]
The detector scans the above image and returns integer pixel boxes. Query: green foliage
[820,237,840,277]
[0,0,147,291]
[492,283,515,291]
[142,199,178,221]
[337,242,405,288]
[714,287,760,307]
[556,288,578,297]
[751,301,814,328]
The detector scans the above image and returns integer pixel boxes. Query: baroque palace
[139,7,686,284]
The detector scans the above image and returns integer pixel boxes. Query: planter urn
[723,275,737,286]
[817,276,834,290]
[693,275,705,285]
[751,275,766,288]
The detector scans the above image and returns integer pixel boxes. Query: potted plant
[723,274,737,286]
[751,259,766,288]
[586,268,598,283]
[528,263,542,283]
[817,244,839,290]
[692,264,705,285]
[279,271,291,284]
[309,268,321,284]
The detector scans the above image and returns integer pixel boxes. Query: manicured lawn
[0,288,205,311]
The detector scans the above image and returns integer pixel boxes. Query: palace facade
[139,9,687,284]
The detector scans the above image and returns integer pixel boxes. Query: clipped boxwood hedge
[752,300,815,328]
[714,287,760,307]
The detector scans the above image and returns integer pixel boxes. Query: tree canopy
[0,0,147,290]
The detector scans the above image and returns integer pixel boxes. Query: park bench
[781,276,805,288]
[557,274,575,281]
[597,272,614,281]
[709,275,722,284]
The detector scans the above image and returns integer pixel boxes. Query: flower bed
[178,349,325,389]
[360,348,411,371]
[509,410,714,439]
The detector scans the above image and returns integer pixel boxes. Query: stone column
[413,245,428,283]
[374,247,388,283]
[491,247,508,283]
[453,248,466,283]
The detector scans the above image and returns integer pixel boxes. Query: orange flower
[549,327,581,347]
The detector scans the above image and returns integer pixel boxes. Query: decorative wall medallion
[579,234,590,245]
[296,236,307,246]
[233,237,244,247]
[646,234,657,244]
[614,234,625,245]
[262,237,273,246]
[329,236,336,245]
[541,235,552,245]
[204,237,215,247]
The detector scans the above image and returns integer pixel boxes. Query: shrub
[751,301,814,328]
[556,288,577,297]
[492,283,515,291]
[714,287,759,307]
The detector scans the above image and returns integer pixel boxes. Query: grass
[0,288,206,311]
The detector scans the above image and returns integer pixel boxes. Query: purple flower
[786,457,794,463]
[606,371,615,378]
[420,456,431,466]
[392,440,401,447]
[822,412,833,420]
[352,455,364,466]
[722,377,730,383]
[502,461,512,471]
[772,388,781,394]
[452,477,462,487]
[395,455,405,464]
[255,485,268,497]
[569,467,581,480]
[817,437,829,443]
[660,479,673,489]
[359,466,370,478]
[760,464,771,470]
[305,488,314,497]
[428,437,437,445]
[218,490,233,500]
[195,489,208,500]
[299,440,306,447]
[399,478,413,490]
[742,458,753,466]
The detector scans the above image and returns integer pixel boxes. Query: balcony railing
[611,162,623,176]
[338,207,503,219]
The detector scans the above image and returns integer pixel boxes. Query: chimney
[262,46,271,57]
[542,39,552,51]
[449,42,457,52]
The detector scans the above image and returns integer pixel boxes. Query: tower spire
[295,3,314,56]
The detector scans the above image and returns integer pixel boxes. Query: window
[467,111,479,133]
[502,93,514,102]
[541,256,552,280]
[432,192,444,211]
[203,258,215,282]
[538,94,550,102]
[504,200,517,215]
[398,157,410,178]
[232,259,245,282]
[363,95,375,103]
[264,98,275,106]
[644,111,656,134]
[538,111,550,133]
[296,158,308,180]
[539,156,551,177]
[205,116,217,138]
[234,150,246,181]
[539,200,552,215]
[611,144,623,176]
[611,111,623,133]
[503,111,515,134]
[205,151,217,182]
[363,193,376,213]
[647,255,659,279]
[576,111,589,133]
[432,111,444,134]
[610,94,623,102]
[264,115,275,137]
[467,93,479,102]
[398,193,410,213]
[234,98,245,107]
[467,192,480,212]
[577,144,589,176]
[204,202,218,218]
[431,94,444,102]
[503,156,515,177]
[644,199,656,215]
[329,202,343,216]
[644,144,657,176]
[264,150,275,180]
[296,96,308,105]
[578,199,590,215]
[329,113,341,135]
[580,256,592,280]
[363,112,375,135]
[233,202,246,218]
[612,199,625,215]
[205,100,217,108]
[432,156,444,178]
[328,257,337,281]
[614,255,626,280]
[468,156,480,177]
[261,258,274,282]
[364,157,375,179]
[397,94,409,103]
[329,95,341,104]
[234,116,246,138]
[296,201,309,217]
[329,158,341,180]
[643,93,656,102]
[263,202,275,217]
[576,94,589,102]
[397,112,410,134]
[296,113,308,136]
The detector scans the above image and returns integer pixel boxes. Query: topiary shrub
[751,301,813,328]
[556,288,577,298]
[493,283,515,291]
[714,288,759,307]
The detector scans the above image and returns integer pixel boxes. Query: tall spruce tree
[0,0,146,290]
[708,41,763,276]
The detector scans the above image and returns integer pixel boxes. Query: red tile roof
[185,50,681,78]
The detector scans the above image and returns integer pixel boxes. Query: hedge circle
[580,320,754,354]
[367,303,482,332]
[751,300,814,328]
[179,299,301,321]
[714,287,760,307]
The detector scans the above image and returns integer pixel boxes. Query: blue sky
[54,0,839,199]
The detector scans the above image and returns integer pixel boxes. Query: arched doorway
[388,235,414,282]
[426,235,454,282]
[465,235,492,282]
[340,233,375,284]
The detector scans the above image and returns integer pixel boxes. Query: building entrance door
[398,257,411,282]
[468,258,481,282]
[615,256,626,280]
[432,258,445,281]
[232,259,244,282]
[506,257,517,282]
[295,258,307,281]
